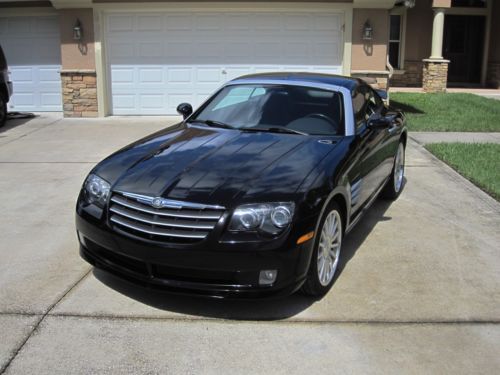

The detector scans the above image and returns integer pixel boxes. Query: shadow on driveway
[0,113,39,134]
[93,192,396,321]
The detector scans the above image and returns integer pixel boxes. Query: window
[352,89,367,126]
[353,86,384,131]
[389,15,403,69]
[193,84,345,136]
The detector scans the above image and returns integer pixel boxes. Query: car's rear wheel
[301,202,343,297]
[382,141,405,200]
[0,97,6,128]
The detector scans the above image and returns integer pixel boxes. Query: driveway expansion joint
[0,117,63,148]
[32,313,500,326]
[0,269,91,375]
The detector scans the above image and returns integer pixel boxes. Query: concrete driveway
[1,114,499,374]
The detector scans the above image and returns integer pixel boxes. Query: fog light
[259,270,277,286]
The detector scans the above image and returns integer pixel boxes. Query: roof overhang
[353,0,398,8]
[47,0,399,10]
[50,0,91,8]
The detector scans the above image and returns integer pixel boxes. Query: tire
[0,97,6,128]
[381,141,405,200]
[301,202,343,297]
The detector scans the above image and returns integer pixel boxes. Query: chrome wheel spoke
[394,144,405,192]
[317,209,342,287]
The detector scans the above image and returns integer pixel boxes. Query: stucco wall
[351,8,389,71]
[404,0,433,61]
[59,8,96,70]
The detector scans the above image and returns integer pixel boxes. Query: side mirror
[177,103,193,119]
[375,89,388,101]
[368,113,390,129]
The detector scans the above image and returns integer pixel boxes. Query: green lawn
[426,143,500,200]
[390,93,500,132]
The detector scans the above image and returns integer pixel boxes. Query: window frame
[389,7,407,71]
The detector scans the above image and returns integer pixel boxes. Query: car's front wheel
[0,97,6,128]
[301,202,343,297]
[382,141,405,200]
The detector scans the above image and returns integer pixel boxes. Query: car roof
[230,72,362,91]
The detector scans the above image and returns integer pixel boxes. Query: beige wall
[59,8,95,70]
[404,0,433,61]
[489,0,500,62]
[432,0,451,7]
[351,8,389,71]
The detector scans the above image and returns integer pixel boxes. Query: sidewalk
[409,132,500,145]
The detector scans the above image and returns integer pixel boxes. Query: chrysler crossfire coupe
[76,73,407,298]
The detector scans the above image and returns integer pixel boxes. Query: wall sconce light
[362,20,373,40]
[73,19,83,41]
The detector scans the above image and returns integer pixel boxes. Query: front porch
[389,0,499,92]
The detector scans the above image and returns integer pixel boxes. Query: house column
[422,1,451,93]
[430,8,445,59]
[56,7,99,117]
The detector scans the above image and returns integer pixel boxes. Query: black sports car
[76,73,407,298]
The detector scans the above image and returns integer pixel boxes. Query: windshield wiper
[189,119,235,129]
[243,127,308,136]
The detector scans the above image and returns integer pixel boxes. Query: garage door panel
[137,15,163,31]
[111,68,135,84]
[112,94,136,110]
[107,11,343,115]
[139,42,164,58]
[38,68,60,83]
[0,16,62,112]
[167,68,193,83]
[40,92,61,106]
[166,14,192,30]
[108,15,134,32]
[13,93,35,107]
[195,15,220,31]
[138,68,164,84]
[10,68,33,82]
[139,94,164,110]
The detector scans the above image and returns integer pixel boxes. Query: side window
[353,86,385,132]
[352,88,367,128]
[365,88,384,116]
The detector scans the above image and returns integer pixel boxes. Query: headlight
[83,174,111,208]
[229,202,295,235]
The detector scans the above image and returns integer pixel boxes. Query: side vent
[350,180,362,207]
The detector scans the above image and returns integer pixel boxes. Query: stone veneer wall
[486,62,500,89]
[61,70,98,117]
[389,61,424,87]
[422,59,449,93]
[351,72,390,90]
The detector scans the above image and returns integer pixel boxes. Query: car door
[364,87,399,190]
[347,85,391,214]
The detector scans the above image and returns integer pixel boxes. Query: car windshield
[190,84,344,136]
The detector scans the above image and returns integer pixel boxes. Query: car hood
[93,124,342,206]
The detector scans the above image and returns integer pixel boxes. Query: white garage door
[0,16,62,112]
[106,11,343,115]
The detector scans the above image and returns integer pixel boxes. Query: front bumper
[76,210,316,299]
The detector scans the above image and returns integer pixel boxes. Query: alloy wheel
[317,209,342,286]
[394,143,405,193]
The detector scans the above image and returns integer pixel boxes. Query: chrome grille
[109,192,225,243]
